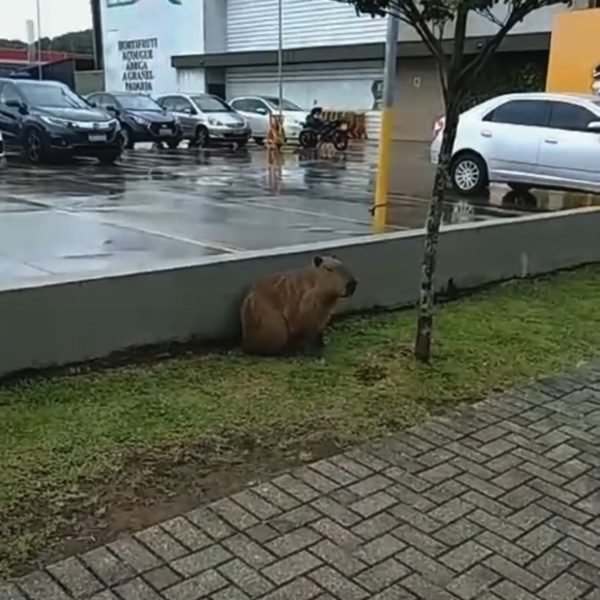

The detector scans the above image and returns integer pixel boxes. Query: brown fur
[240,256,357,356]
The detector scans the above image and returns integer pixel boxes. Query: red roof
[0,47,93,65]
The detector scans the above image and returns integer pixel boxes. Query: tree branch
[456,5,527,86]
[388,0,449,74]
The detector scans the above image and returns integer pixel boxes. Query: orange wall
[546,8,600,94]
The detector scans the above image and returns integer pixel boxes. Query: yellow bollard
[373,106,394,232]
[372,13,399,233]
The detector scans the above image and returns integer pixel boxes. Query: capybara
[240,255,357,356]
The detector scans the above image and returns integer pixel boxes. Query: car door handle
[544,138,558,144]
[480,130,492,138]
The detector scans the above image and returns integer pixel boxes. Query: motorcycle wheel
[332,130,349,151]
[299,129,318,149]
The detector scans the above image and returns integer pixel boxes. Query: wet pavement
[1,141,599,286]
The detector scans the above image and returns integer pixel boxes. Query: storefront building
[99,0,578,141]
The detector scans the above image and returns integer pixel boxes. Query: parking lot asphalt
[1,141,599,286]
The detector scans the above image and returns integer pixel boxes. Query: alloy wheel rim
[455,160,480,191]
[28,133,41,162]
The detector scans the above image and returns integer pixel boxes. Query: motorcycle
[298,119,349,151]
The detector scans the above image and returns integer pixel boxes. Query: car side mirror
[183,106,195,115]
[6,99,27,113]
[587,120,600,131]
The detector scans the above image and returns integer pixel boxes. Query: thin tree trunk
[414,97,461,362]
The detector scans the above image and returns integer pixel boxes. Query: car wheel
[166,138,181,150]
[98,152,121,165]
[24,128,47,164]
[451,152,488,196]
[508,182,531,194]
[120,127,135,150]
[332,130,349,151]
[194,126,209,148]
[253,137,265,146]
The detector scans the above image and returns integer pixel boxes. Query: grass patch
[1,266,600,576]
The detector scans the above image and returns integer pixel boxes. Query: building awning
[172,32,550,70]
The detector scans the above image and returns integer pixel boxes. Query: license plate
[89,134,107,142]
[159,127,172,136]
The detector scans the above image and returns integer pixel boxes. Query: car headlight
[208,117,223,126]
[131,115,149,125]
[40,116,71,127]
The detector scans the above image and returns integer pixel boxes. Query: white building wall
[101,0,205,95]
[226,0,568,52]
[227,0,387,51]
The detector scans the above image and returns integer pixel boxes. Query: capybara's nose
[346,280,357,296]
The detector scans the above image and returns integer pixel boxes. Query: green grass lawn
[1,266,600,577]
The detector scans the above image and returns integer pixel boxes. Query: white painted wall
[226,61,384,110]
[101,0,204,95]
[226,0,569,51]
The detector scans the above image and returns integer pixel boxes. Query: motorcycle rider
[306,106,327,133]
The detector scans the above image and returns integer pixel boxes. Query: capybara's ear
[313,256,323,268]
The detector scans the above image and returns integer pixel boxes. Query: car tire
[120,126,135,150]
[194,126,209,148]
[23,127,48,164]
[253,137,265,146]
[98,152,121,165]
[508,182,531,194]
[166,137,181,150]
[451,152,488,196]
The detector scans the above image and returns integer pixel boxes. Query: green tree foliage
[0,30,93,55]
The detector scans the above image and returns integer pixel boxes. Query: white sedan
[431,92,600,196]
[229,95,307,144]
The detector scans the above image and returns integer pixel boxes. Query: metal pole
[90,0,99,70]
[372,13,399,232]
[277,0,283,117]
[36,0,43,80]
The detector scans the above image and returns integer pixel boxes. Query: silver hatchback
[156,93,250,147]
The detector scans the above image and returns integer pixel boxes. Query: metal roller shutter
[227,0,387,52]
[226,61,384,111]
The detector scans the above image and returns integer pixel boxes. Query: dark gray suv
[0,78,122,164]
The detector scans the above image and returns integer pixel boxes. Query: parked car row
[0,77,312,165]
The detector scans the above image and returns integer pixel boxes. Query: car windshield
[192,95,233,113]
[117,95,162,111]
[263,97,302,111]
[20,83,89,109]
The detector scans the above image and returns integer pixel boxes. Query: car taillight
[433,116,445,140]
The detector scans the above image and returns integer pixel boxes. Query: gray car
[156,93,250,148]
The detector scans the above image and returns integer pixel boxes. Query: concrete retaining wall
[1,208,599,377]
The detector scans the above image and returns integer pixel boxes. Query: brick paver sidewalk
[2,365,600,599]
